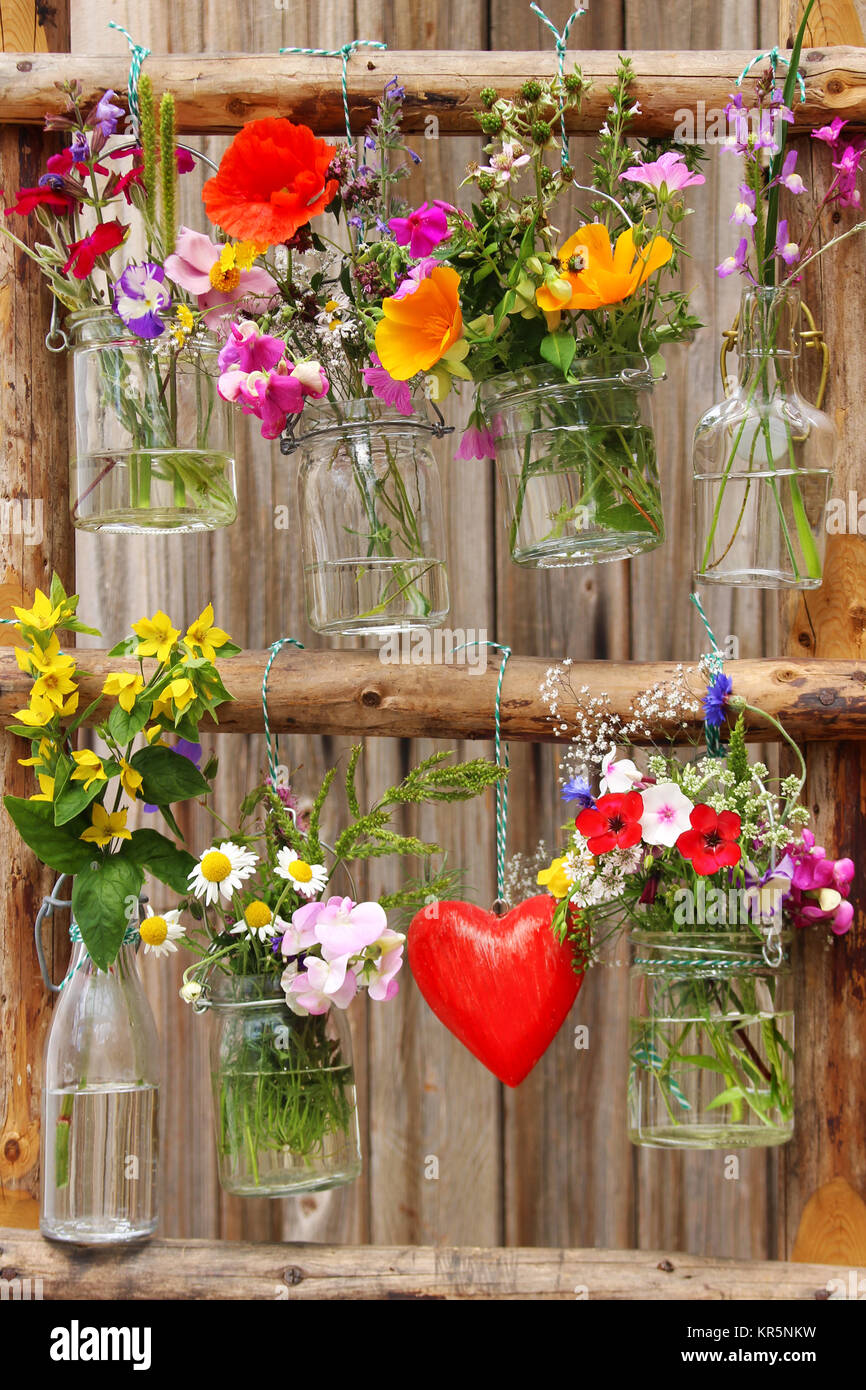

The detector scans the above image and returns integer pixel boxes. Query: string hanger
[451,640,511,910]
[737,46,808,103]
[529,4,586,167]
[689,590,726,759]
[108,20,152,139]
[262,637,305,787]
[278,39,389,146]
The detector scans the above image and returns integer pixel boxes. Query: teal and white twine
[690,589,726,758]
[737,45,807,102]
[529,3,586,166]
[262,637,305,785]
[452,640,511,906]
[34,876,144,992]
[108,21,152,137]
[278,39,388,145]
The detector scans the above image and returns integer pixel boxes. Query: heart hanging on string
[408,894,581,1087]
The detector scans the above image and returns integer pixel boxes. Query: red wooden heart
[408,895,581,1087]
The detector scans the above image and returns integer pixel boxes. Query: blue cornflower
[561,776,596,810]
[703,670,732,726]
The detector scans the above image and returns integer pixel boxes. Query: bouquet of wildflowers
[154,748,505,1177]
[696,0,866,588]
[2,79,247,524]
[4,575,237,968]
[530,660,854,1142]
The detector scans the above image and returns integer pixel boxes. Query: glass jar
[207,972,362,1197]
[69,309,237,533]
[294,398,450,635]
[40,935,161,1245]
[628,930,794,1149]
[480,355,663,567]
[693,287,835,588]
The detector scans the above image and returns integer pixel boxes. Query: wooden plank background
[15,0,816,1255]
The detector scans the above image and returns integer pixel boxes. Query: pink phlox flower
[362,351,413,414]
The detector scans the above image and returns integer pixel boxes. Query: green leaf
[53,771,104,827]
[107,700,150,744]
[66,695,108,738]
[129,744,210,805]
[126,828,196,893]
[216,641,242,659]
[4,796,92,873]
[704,1085,746,1113]
[158,803,183,840]
[71,856,144,970]
[539,332,576,375]
[107,636,139,657]
[683,1055,730,1075]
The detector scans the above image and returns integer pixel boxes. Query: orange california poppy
[375,267,464,381]
[536,224,674,313]
[202,118,338,249]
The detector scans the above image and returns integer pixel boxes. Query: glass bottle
[693,286,835,588]
[40,936,161,1245]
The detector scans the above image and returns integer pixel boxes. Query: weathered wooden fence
[1,0,865,1295]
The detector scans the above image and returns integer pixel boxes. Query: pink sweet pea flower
[366,929,406,1002]
[282,954,359,1015]
[388,200,450,256]
[281,900,324,957]
[619,150,705,193]
[314,896,388,962]
[164,225,279,330]
[362,351,413,414]
[218,320,285,375]
[219,357,328,439]
[784,829,855,935]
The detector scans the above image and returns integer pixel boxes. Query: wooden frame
[1,0,865,1296]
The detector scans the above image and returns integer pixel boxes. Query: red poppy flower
[5,185,75,217]
[62,220,126,279]
[676,804,742,876]
[202,117,338,249]
[576,790,644,855]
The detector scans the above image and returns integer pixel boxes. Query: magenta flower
[784,829,855,935]
[217,320,285,375]
[282,954,358,1015]
[390,257,437,301]
[813,117,847,146]
[362,351,413,414]
[454,411,503,461]
[388,200,450,256]
[219,359,327,440]
[775,220,800,266]
[831,143,866,208]
[779,149,806,195]
[619,150,705,193]
[164,226,278,330]
[716,237,749,279]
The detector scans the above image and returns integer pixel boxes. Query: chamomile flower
[230,899,285,943]
[139,909,184,957]
[188,841,258,905]
[274,848,328,898]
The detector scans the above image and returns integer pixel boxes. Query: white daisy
[188,841,258,905]
[139,909,184,958]
[230,900,287,943]
[274,848,328,899]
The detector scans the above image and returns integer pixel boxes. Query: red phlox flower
[576,790,644,855]
[677,804,742,876]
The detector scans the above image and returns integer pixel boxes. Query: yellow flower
[209,243,242,293]
[160,677,196,712]
[144,724,167,745]
[13,694,57,727]
[183,604,231,662]
[80,803,132,847]
[18,738,52,770]
[29,774,55,802]
[70,749,107,791]
[102,671,145,713]
[177,304,194,332]
[26,633,74,677]
[12,588,62,633]
[234,241,260,272]
[537,856,574,900]
[244,901,272,931]
[119,758,144,800]
[31,664,78,711]
[132,610,180,664]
